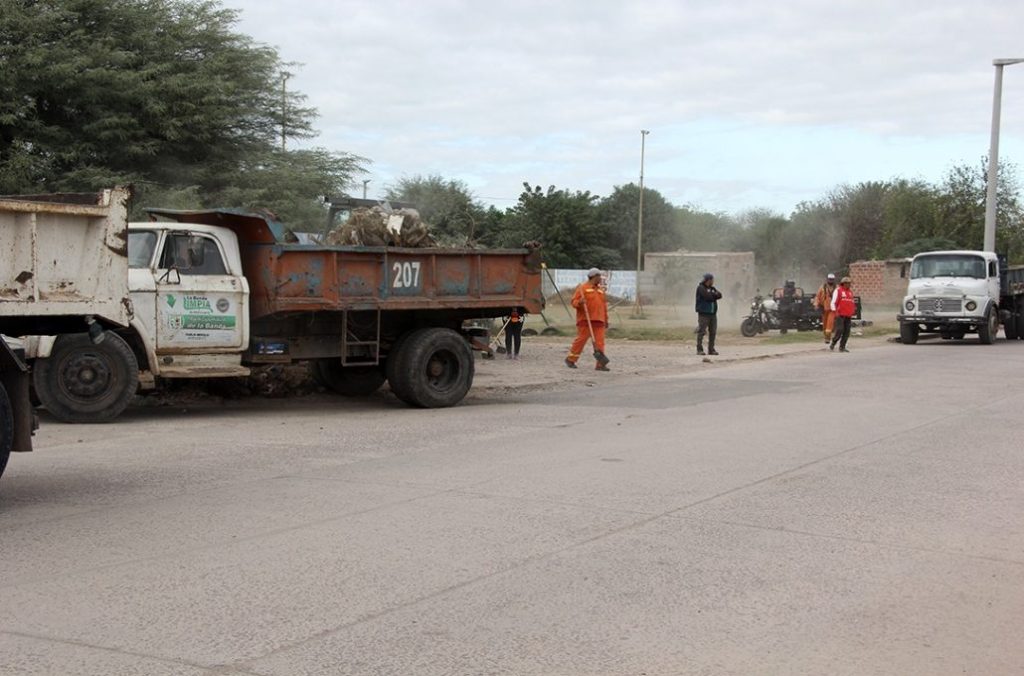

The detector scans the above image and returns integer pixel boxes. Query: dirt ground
[132,325,895,411]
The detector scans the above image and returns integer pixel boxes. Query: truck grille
[918,297,963,313]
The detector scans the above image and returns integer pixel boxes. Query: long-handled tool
[490,316,513,354]
[581,295,610,366]
[542,263,575,321]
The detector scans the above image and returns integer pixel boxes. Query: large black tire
[978,307,998,345]
[740,317,759,338]
[1005,312,1019,340]
[32,332,138,423]
[388,327,474,408]
[899,322,919,345]
[385,332,415,402]
[0,383,12,480]
[311,359,385,396]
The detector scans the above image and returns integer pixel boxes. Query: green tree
[384,175,487,245]
[935,158,1024,257]
[0,0,365,223]
[499,183,618,269]
[875,179,942,258]
[597,184,678,268]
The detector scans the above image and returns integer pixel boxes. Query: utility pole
[632,129,650,318]
[362,179,371,199]
[280,72,291,151]
[984,58,1024,252]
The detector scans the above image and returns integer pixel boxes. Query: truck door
[154,232,247,352]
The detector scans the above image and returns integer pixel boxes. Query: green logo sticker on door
[166,294,176,308]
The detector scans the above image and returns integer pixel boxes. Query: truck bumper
[897,315,981,327]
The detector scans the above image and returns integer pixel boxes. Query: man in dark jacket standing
[695,272,723,355]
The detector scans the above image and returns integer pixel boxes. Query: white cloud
[226,0,1024,213]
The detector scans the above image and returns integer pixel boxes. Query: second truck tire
[387,327,474,408]
[32,332,139,423]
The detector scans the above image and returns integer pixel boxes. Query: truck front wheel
[899,322,919,345]
[388,328,474,408]
[0,384,12,479]
[978,308,998,345]
[33,333,139,423]
[311,360,385,396]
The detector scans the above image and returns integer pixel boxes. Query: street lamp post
[362,179,371,199]
[632,129,650,318]
[984,58,1024,253]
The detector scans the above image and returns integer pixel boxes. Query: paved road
[2,340,1023,675]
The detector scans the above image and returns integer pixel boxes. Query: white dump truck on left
[0,187,133,481]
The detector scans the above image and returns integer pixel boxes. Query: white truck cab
[126,222,250,379]
[897,250,1001,344]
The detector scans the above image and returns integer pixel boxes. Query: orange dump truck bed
[147,208,544,321]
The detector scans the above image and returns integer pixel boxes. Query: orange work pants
[822,310,836,339]
[567,321,606,367]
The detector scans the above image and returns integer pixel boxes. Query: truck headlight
[905,300,915,311]
[965,300,977,311]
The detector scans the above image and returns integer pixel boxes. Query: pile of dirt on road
[135,364,322,407]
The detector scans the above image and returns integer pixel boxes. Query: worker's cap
[702,272,714,281]
[841,276,852,284]
[587,267,602,278]
[827,273,836,280]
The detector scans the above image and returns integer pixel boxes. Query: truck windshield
[128,231,157,268]
[910,254,986,279]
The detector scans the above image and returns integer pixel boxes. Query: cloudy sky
[225,0,1024,215]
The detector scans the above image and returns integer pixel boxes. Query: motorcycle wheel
[740,317,759,338]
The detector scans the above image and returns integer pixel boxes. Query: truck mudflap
[0,340,36,453]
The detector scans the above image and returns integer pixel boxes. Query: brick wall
[849,259,910,310]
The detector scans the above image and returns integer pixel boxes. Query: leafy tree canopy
[0,0,365,224]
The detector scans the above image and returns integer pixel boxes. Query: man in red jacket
[829,276,856,352]
[565,268,610,371]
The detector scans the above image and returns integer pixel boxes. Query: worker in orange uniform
[813,273,838,344]
[565,268,611,371]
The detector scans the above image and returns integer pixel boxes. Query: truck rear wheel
[388,328,474,408]
[0,384,12,479]
[32,333,139,423]
[978,308,998,345]
[899,322,919,345]
[311,360,385,396]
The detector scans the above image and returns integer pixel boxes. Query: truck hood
[906,277,988,296]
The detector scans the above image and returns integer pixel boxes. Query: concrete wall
[849,259,911,310]
[642,251,757,307]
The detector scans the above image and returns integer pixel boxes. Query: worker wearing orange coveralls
[813,273,838,344]
[564,268,610,371]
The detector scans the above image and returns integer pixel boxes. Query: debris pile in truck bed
[324,205,436,248]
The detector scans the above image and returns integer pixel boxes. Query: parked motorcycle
[740,282,824,337]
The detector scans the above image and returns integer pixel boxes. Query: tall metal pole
[280,72,290,152]
[632,129,650,317]
[362,179,371,199]
[984,59,1024,253]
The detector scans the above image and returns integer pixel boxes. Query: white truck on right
[898,250,1024,344]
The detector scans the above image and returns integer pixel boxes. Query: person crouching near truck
[814,273,838,344]
[829,276,856,352]
[565,268,610,371]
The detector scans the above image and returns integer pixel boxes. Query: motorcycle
[740,282,824,337]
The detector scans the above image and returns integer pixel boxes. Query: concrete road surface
[2,340,1023,675]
